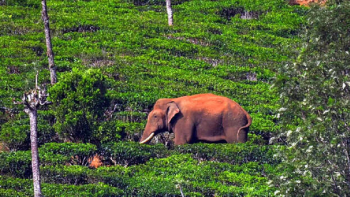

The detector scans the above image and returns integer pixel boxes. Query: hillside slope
[0,0,306,195]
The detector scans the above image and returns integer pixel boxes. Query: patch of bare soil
[89,154,103,168]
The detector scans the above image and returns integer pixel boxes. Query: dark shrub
[49,68,111,143]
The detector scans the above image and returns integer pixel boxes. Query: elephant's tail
[237,109,252,142]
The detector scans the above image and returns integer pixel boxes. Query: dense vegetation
[1,0,348,196]
[272,1,350,195]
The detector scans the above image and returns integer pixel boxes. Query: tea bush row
[0,110,56,151]
[0,142,96,178]
[2,155,278,196]
[0,175,123,197]
[0,141,280,180]
[99,141,280,166]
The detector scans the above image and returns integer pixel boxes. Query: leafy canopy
[273,1,350,195]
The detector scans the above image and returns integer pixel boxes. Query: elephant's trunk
[140,132,154,144]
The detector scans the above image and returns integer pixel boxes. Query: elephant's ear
[166,102,179,131]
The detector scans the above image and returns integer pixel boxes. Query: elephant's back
[186,94,233,106]
[184,94,249,122]
[177,94,230,113]
[182,93,227,102]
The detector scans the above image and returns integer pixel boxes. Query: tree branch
[39,100,52,106]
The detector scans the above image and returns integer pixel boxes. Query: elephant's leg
[237,127,248,142]
[173,122,194,145]
[224,126,247,143]
[174,136,188,145]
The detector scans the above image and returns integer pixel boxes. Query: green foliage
[273,1,350,195]
[174,143,279,165]
[0,117,29,151]
[0,151,32,178]
[88,165,129,188]
[127,154,276,196]
[3,0,40,8]
[0,111,56,151]
[0,188,27,197]
[49,68,111,143]
[41,165,90,185]
[1,154,277,196]
[100,141,167,166]
[98,141,279,167]
[40,154,276,196]
[97,119,145,143]
[0,0,306,145]
[40,142,97,166]
[0,142,96,178]
[124,0,189,6]
[0,0,311,195]
[0,141,279,195]
[0,175,123,196]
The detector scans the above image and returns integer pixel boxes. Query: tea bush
[98,141,280,166]
[0,111,56,151]
[0,151,32,178]
[38,154,277,196]
[126,154,276,196]
[0,175,123,196]
[0,188,27,197]
[41,165,90,185]
[0,142,280,195]
[0,117,30,151]
[0,142,97,178]
[87,165,129,188]
[99,141,168,166]
[40,142,97,166]
[49,68,111,143]
[174,143,279,165]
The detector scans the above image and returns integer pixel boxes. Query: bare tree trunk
[41,0,57,85]
[14,72,51,197]
[166,0,173,26]
[26,109,42,197]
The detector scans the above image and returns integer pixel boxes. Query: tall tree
[41,0,57,84]
[166,0,173,26]
[273,1,350,195]
[14,72,51,197]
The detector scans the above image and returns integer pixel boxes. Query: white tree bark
[26,109,42,197]
[14,72,51,197]
[166,0,173,26]
[41,0,57,85]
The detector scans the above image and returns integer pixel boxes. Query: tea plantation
[0,0,308,196]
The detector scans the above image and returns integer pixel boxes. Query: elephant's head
[139,99,179,144]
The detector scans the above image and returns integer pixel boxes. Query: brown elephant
[139,93,252,145]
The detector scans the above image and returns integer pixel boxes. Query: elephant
[139,93,252,145]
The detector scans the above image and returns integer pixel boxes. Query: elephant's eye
[153,115,157,118]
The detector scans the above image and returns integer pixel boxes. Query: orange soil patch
[89,154,103,168]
